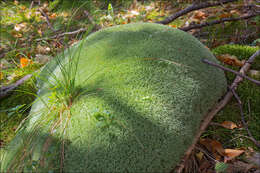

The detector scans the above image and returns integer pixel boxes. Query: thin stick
[54,28,87,38]
[180,13,258,31]
[156,0,238,24]
[174,50,260,173]
[29,1,34,10]
[0,74,32,99]
[202,58,260,86]
[38,8,56,32]
[36,28,87,41]
[229,87,260,148]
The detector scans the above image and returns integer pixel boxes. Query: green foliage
[212,44,259,59]
[1,23,227,172]
[49,0,63,11]
[212,44,260,69]
[215,162,228,173]
[0,78,37,146]
[205,45,260,150]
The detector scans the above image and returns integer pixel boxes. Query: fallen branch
[156,0,238,25]
[35,28,87,41]
[180,13,259,31]
[38,8,56,32]
[229,87,260,148]
[174,50,260,173]
[202,58,260,86]
[0,74,32,99]
[53,28,87,38]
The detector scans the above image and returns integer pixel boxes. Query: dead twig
[229,87,260,148]
[180,13,259,31]
[36,10,102,42]
[174,50,260,173]
[35,28,87,41]
[156,0,238,25]
[29,1,34,10]
[202,58,260,86]
[0,74,33,100]
[38,8,56,32]
[54,28,87,38]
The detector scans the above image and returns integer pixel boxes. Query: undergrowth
[205,44,260,151]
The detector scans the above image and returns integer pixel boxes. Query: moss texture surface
[1,23,227,172]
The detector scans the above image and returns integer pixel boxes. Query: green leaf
[215,162,228,173]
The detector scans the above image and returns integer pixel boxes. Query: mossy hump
[1,23,227,172]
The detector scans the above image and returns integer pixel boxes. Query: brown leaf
[200,138,213,152]
[196,151,204,161]
[219,13,232,19]
[169,24,177,28]
[216,54,244,67]
[11,31,22,38]
[224,149,244,161]
[211,140,225,156]
[49,13,57,19]
[221,121,238,129]
[0,72,4,80]
[193,11,207,20]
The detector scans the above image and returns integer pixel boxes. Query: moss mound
[1,23,227,172]
[212,44,260,69]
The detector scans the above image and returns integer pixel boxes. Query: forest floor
[0,0,259,173]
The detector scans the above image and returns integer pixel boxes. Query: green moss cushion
[212,44,260,69]
[1,23,227,172]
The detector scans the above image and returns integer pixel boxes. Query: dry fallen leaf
[49,13,57,19]
[196,151,204,161]
[20,57,32,68]
[219,13,232,19]
[20,5,26,10]
[193,11,207,20]
[211,140,226,156]
[224,149,244,162]
[169,24,177,28]
[221,121,238,129]
[12,32,23,38]
[216,54,244,67]
[14,22,27,32]
[200,138,213,152]
[0,72,4,80]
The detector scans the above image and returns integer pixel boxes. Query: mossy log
[1,23,227,173]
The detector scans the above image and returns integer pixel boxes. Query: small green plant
[108,3,114,17]
[215,162,228,173]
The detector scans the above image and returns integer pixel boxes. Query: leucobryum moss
[1,23,227,173]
